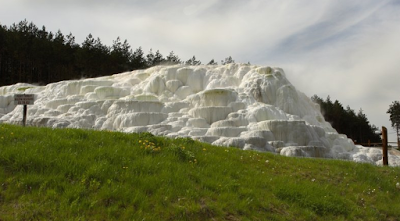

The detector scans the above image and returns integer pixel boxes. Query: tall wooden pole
[382,126,388,166]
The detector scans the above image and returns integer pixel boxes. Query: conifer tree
[165,51,181,64]
[185,56,201,65]
[131,47,146,69]
[146,49,155,67]
[387,101,400,148]
[153,50,165,65]
[110,37,132,72]
[207,59,218,65]
[221,56,234,65]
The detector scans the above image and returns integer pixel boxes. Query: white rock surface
[1,64,399,166]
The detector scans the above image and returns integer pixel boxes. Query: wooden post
[22,104,27,127]
[382,126,388,166]
[397,137,400,151]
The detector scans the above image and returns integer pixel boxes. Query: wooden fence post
[397,137,400,151]
[382,126,388,166]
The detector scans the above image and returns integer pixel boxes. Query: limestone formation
[1,64,398,166]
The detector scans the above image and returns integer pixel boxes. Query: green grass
[1,124,400,220]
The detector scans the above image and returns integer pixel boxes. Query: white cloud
[279,1,400,141]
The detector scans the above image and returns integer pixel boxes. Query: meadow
[1,124,400,220]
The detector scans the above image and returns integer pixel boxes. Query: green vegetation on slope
[1,124,400,220]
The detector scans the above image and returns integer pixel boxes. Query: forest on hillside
[0,20,381,144]
[312,95,381,144]
[0,20,233,87]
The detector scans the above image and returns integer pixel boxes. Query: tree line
[0,20,236,87]
[311,95,381,144]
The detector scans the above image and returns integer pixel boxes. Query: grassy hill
[1,124,400,220]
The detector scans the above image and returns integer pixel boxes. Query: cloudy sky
[1,0,400,140]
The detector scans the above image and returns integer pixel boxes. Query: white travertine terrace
[1,64,399,166]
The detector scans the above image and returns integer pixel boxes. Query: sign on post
[14,94,35,127]
[14,94,35,105]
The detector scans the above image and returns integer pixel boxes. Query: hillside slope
[1,124,400,220]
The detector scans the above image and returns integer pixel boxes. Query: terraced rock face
[1,64,398,165]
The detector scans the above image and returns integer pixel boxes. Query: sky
[1,0,400,141]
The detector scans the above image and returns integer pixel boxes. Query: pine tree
[131,47,146,69]
[65,32,76,46]
[76,34,110,77]
[146,49,155,67]
[110,37,132,72]
[207,59,218,65]
[221,56,234,65]
[153,50,165,65]
[165,51,181,64]
[185,56,201,65]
